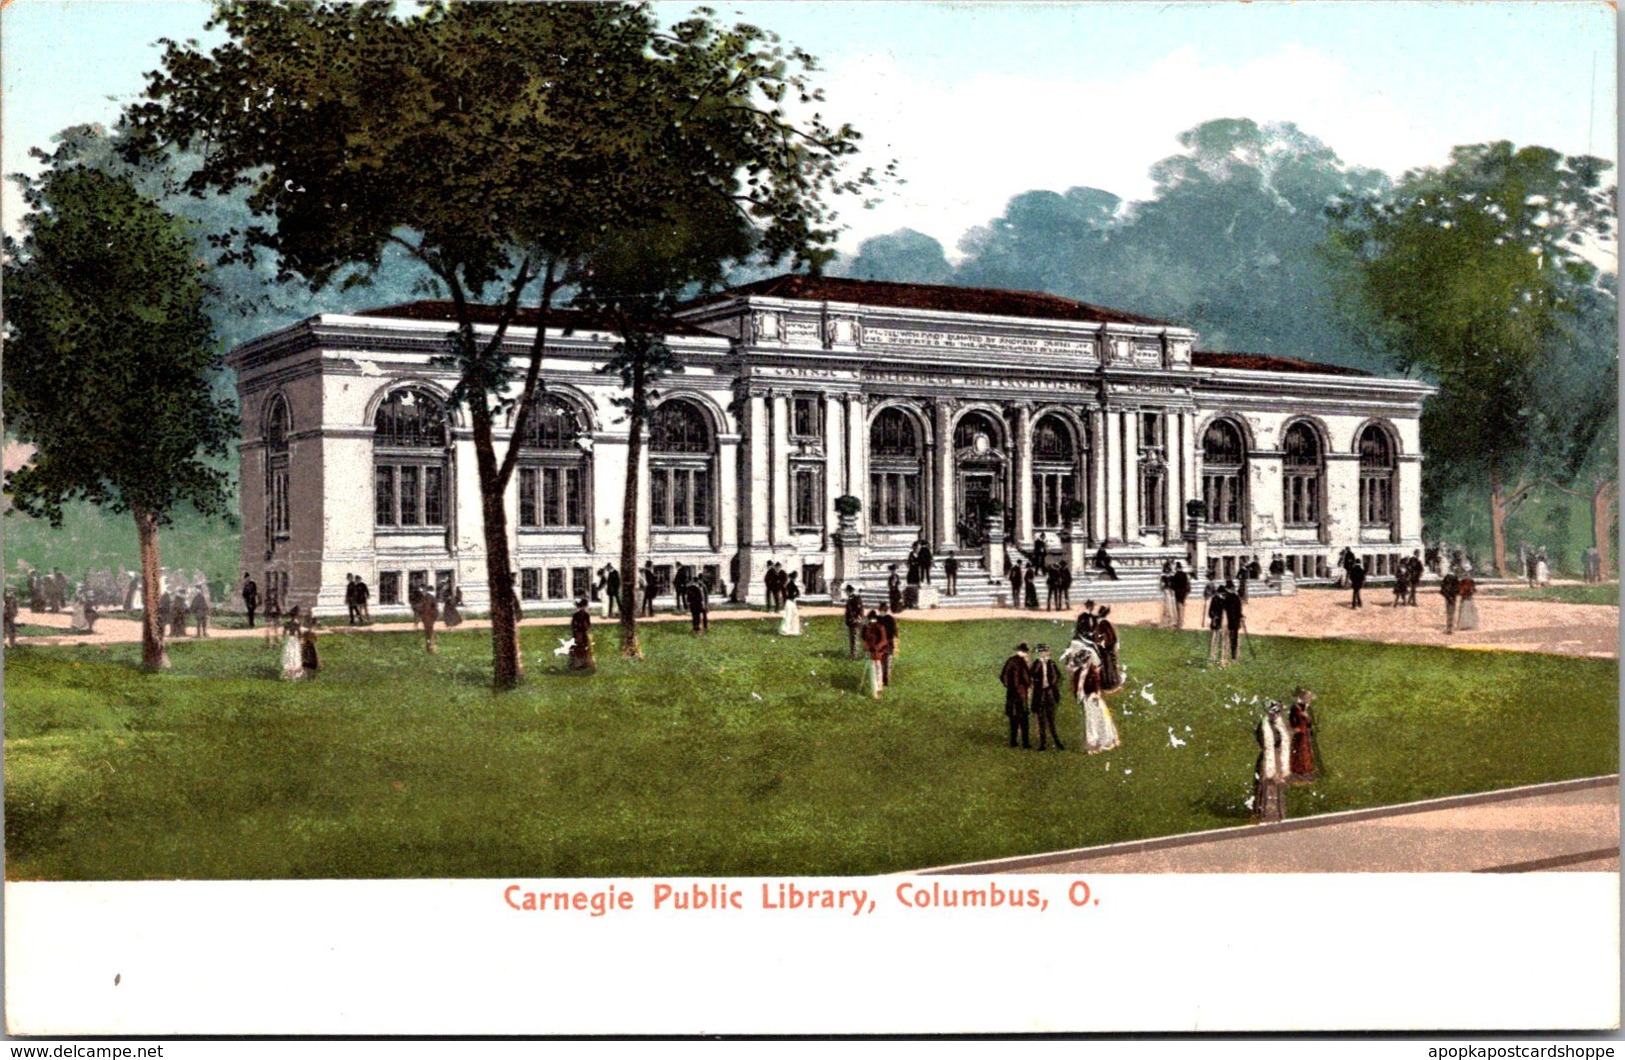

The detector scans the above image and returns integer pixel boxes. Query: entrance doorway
[957,471,1000,548]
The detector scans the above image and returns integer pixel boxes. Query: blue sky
[4,1,1617,263]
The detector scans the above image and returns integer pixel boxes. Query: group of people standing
[1006,558,1073,611]
[996,601,1125,754]
[1437,566,1479,634]
[1157,561,1193,628]
[1253,688,1319,823]
[1388,550,1425,608]
[836,582,900,697]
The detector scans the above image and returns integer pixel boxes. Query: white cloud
[819,43,1505,260]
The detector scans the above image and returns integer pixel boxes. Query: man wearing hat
[998,642,1033,749]
[1029,643,1065,751]
[843,584,865,658]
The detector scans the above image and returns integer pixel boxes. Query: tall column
[745,392,769,546]
[846,394,867,529]
[1122,409,1141,541]
[1013,403,1034,545]
[935,402,955,552]
[1104,409,1122,544]
[1089,408,1107,546]
[770,390,791,546]
[1184,411,1199,528]
[1167,411,1184,536]
[716,434,740,554]
[823,396,844,531]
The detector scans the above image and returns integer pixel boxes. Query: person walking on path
[999,642,1033,749]
[778,573,803,636]
[1171,562,1191,629]
[640,562,658,618]
[843,585,865,658]
[1347,555,1367,609]
[189,586,211,638]
[1440,566,1461,635]
[1030,643,1065,751]
[242,574,259,629]
[345,574,361,625]
[604,564,622,618]
[1457,572,1479,631]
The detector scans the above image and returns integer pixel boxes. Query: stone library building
[227,274,1430,615]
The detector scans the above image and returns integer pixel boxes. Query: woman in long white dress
[1535,553,1551,587]
[778,573,802,636]
[1061,637,1121,753]
[279,606,306,680]
[1456,574,1480,631]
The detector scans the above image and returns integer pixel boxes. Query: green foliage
[5,619,1615,879]
[1326,141,1615,480]
[4,164,237,528]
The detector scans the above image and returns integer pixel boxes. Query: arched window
[1358,424,1396,526]
[870,407,923,527]
[1138,410,1166,532]
[374,388,449,528]
[1201,419,1246,525]
[518,394,587,528]
[1031,414,1079,530]
[649,399,713,528]
[263,394,291,541]
[1282,422,1322,526]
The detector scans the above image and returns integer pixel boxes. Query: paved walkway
[923,776,1620,874]
[17,583,1618,659]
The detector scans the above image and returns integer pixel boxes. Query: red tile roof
[352,300,720,338]
[684,274,1173,327]
[1193,351,1372,377]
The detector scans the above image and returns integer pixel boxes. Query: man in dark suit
[843,584,865,658]
[640,561,657,618]
[684,579,709,635]
[1170,562,1191,628]
[877,602,899,687]
[1007,561,1023,609]
[241,573,259,629]
[943,551,960,597]
[918,540,934,585]
[1029,643,1065,751]
[344,574,360,625]
[886,564,903,613]
[1348,556,1367,610]
[355,575,371,624]
[764,562,782,611]
[999,642,1033,749]
[1222,579,1245,663]
[1406,550,1424,606]
[605,564,622,617]
[1208,582,1230,666]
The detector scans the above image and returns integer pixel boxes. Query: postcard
[3,0,1618,1037]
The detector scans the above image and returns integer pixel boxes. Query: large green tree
[5,163,238,671]
[127,1,875,687]
[1326,142,1615,574]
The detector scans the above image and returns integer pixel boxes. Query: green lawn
[5,617,1617,880]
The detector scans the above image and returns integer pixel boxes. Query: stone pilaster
[1013,403,1034,545]
[1123,409,1141,540]
[935,401,955,552]
[770,390,791,545]
[1089,408,1107,547]
[1104,409,1122,544]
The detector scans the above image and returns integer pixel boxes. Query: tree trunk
[472,410,522,690]
[133,507,170,672]
[1488,466,1510,578]
[618,361,647,660]
[1593,478,1617,579]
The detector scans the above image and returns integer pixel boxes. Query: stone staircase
[831,545,1294,609]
